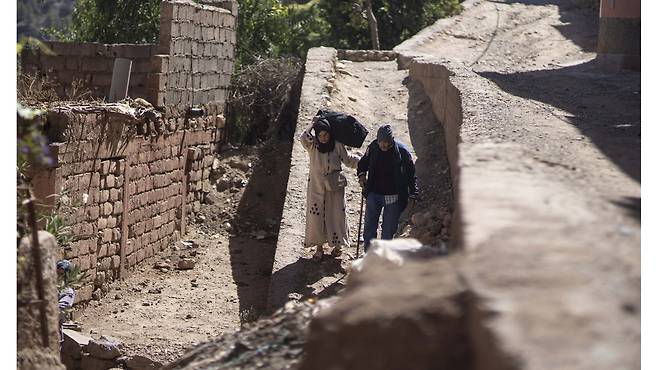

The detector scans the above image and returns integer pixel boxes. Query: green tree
[235,0,291,65]
[53,0,160,43]
[319,0,462,50]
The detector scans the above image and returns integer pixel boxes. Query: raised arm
[298,121,315,151]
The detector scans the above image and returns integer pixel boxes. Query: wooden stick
[24,198,50,348]
[355,194,365,259]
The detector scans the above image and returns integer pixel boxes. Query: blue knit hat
[377,124,394,142]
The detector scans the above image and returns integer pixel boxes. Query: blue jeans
[363,193,401,252]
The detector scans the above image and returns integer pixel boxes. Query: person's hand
[358,175,366,188]
[409,193,420,208]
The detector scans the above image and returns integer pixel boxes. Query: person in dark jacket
[357,124,419,252]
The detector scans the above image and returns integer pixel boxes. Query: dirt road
[75,142,293,364]
[75,1,639,368]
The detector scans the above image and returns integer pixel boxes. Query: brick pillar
[597,0,640,70]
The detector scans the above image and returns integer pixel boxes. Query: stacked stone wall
[20,43,156,101]
[20,0,237,117]
[24,0,236,304]
[31,106,224,304]
[154,0,236,117]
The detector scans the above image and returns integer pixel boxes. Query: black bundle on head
[313,118,335,153]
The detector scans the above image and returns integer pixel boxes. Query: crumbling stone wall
[24,0,237,304]
[32,106,221,304]
[21,0,236,115]
[21,43,155,101]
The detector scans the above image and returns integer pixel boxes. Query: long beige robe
[299,125,359,248]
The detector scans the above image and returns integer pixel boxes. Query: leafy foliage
[48,0,161,43]
[17,0,75,40]
[319,0,462,50]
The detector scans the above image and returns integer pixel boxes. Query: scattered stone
[348,96,357,102]
[114,294,122,300]
[212,158,222,170]
[154,261,171,270]
[148,288,162,294]
[142,302,151,307]
[186,314,193,319]
[80,353,117,370]
[216,176,232,191]
[124,355,162,369]
[228,158,251,172]
[62,329,92,360]
[178,258,196,270]
[255,230,267,240]
[86,336,121,360]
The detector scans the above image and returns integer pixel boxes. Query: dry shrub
[17,73,59,104]
[227,57,303,144]
[18,73,96,105]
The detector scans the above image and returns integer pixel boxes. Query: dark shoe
[330,246,342,257]
[312,247,324,262]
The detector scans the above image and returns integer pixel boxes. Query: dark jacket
[357,140,419,210]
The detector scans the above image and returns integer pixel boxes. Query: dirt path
[74,2,639,367]
[396,1,640,368]
[274,59,455,302]
[75,142,292,365]
[331,60,454,246]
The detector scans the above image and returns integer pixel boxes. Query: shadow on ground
[226,141,293,322]
[477,59,640,184]
[491,0,599,53]
[269,256,347,302]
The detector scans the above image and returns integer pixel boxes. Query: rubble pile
[398,207,452,247]
[61,329,161,370]
[165,301,315,370]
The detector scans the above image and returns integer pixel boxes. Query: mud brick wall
[21,0,236,117]
[31,105,225,304]
[21,43,156,101]
[154,0,236,117]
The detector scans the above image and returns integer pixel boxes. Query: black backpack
[317,109,369,148]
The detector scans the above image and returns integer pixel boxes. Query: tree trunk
[364,0,380,50]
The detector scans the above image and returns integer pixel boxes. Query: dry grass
[17,73,97,106]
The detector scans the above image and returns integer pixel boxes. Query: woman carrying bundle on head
[299,114,360,261]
